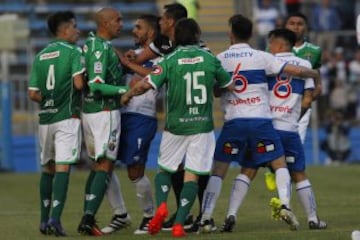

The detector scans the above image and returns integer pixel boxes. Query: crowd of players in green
[28,2,326,238]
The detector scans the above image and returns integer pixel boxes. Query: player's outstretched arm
[283,64,319,79]
[120,79,152,105]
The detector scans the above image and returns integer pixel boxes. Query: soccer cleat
[172,223,186,237]
[134,216,152,235]
[309,219,327,230]
[185,215,201,233]
[220,215,236,233]
[148,202,168,235]
[39,221,52,235]
[265,171,277,191]
[48,218,66,237]
[101,213,131,234]
[162,213,193,231]
[269,197,282,220]
[77,214,103,236]
[279,205,299,231]
[200,218,217,233]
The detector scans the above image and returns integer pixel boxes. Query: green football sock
[85,171,110,216]
[50,172,69,221]
[83,170,96,212]
[175,181,198,225]
[39,172,54,222]
[154,171,171,207]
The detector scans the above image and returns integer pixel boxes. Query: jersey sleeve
[71,47,85,77]
[312,48,322,69]
[29,59,40,91]
[146,59,167,89]
[303,61,315,90]
[262,51,287,75]
[214,57,232,88]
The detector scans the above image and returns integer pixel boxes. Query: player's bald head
[95,7,118,26]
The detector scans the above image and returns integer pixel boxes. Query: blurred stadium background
[0,0,359,172]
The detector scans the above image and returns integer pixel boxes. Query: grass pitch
[0,165,359,240]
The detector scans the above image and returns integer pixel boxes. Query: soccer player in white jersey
[101,14,160,235]
[199,14,320,233]
[219,28,326,233]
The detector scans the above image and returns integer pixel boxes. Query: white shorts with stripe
[158,131,215,174]
[39,118,81,166]
[82,110,121,161]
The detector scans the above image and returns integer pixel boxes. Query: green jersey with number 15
[29,40,85,125]
[147,45,232,135]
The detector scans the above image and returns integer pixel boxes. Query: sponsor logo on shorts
[256,141,275,153]
[223,142,239,155]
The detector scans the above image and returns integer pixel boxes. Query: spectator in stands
[176,0,200,20]
[321,110,351,165]
[329,80,348,114]
[253,0,280,50]
[349,48,360,84]
[310,0,341,50]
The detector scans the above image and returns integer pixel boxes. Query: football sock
[197,174,209,212]
[174,181,198,225]
[134,175,154,217]
[154,171,171,207]
[85,170,110,216]
[296,179,318,222]
[51,172,69,221]
[106,172,127,216]
[275,167,291,208]
[39,172,54,222]
[83,170,96,212]
[201,175,222,221]
[171,170,184,208]
[227,174,250,218]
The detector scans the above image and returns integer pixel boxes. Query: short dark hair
[174,18,201,46]
[284,12,308,27]
[268,28,296,48]
[228,14,252,41]
[47,11,76,36]
[163,3,187,22]
[138,14,160,36]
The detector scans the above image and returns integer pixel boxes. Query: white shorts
[298,108,311,143]
[39,118,81,166]
[158,131,215,174]
[82,110,121,161]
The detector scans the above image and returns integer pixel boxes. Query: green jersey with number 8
[147,45,232,135]
[29,40,85,125]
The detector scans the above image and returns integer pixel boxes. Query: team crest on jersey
[256,141,275,153]
[223,142,239,155]
[304,53,312,61]
[152,65,163,75]
[94,61,102,73]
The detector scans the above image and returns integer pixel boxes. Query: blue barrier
[0,81,13,171]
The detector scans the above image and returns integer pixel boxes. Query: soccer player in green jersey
[28,11,85,236]
[121,18,234,237]
[266,12,327,230]
[77,7,129,236]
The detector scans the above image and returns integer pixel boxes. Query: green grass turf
[0,165,359,239]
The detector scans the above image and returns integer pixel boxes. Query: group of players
[28,2,327,238]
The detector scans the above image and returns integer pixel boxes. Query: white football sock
[226,174,250,218]
[275,167,291,208]
[201,175,223,222]
[106,172,127,215]
[133,175,154,217]
[296,179,318,222]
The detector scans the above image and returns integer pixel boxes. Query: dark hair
[284,12,308,27]
[268,28,296,48]
[228,14,252,41]
[174,18,201,46]
[138,14,160,37]
[163,3,187,22]
[47,11,76,36]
